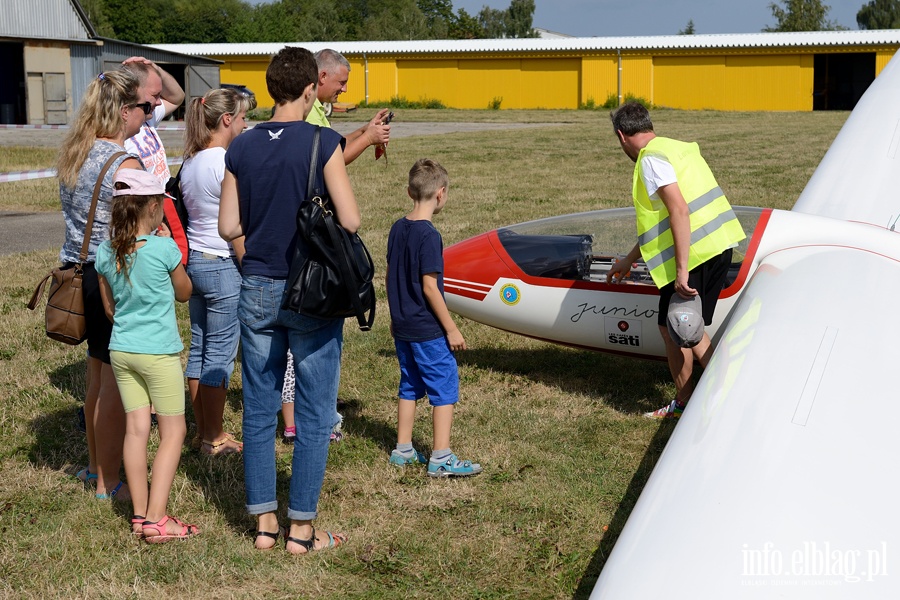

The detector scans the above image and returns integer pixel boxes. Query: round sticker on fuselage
[500,283,520,306]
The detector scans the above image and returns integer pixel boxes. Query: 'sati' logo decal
[618,321,629,332]
[500,283,521,306]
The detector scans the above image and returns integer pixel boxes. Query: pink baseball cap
[112,169,172,198]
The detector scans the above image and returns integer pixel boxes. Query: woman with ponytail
[181,88,253,456]
[58,70,146,500]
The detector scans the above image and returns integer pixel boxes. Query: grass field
[0,108,849,599]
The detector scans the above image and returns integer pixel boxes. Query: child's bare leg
[123,406,151,531]
[397,398,417,445]
[282,402,295,431]
[281,350,296,440]
[432,404,453,452]
[146,414,187,526]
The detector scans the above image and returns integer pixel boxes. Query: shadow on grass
[27,359,89,473]
[571,419,677,599]
[29,360,253,537]
[453,346,673,415]
[338,395,431,459]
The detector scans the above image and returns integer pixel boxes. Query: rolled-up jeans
[238,275,344,521]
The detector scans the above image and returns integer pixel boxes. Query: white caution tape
[0,157,184,183]
[0,123,187,130]
[0,168,57,183]
[0,124,69,130]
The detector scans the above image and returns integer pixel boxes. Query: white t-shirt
[640,155,677,199]
[124,104,170,185]
[180,147,232,257]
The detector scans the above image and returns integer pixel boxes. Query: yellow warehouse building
[155,30,900,112]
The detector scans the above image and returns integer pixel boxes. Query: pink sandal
[142,515,200,544]
[131,515,145,536]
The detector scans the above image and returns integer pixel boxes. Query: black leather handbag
[282,127,375,331]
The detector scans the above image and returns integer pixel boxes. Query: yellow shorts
[110,351,185,416]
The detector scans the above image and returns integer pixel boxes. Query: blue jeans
[185,252,241,387]
[239,275,344,520]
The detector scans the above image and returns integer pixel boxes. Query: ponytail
[183,88,254,159]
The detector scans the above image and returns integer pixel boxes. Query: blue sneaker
[427,454,483,478]
[390,449,426,466]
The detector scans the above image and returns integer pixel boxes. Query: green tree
[105,0,165,43]
[678,19,696,34]
[506,0,538,38]
[227,1,298,43]
[478,6,507,38]
[763,0,843,31]
[477,0,536,39]
[299,0,350,41]
[79,0,115,37]
[279,0,349,41]
[364,0,429,40]
[417,0,453,38]
[856,0,900,29]
[336,0,370,40]
[161,0,251,44]
[449,7,482,39]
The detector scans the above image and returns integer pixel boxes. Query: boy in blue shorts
[386,159,482,478]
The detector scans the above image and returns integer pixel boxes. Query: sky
[248,0,868,38]
[452,0,866,37]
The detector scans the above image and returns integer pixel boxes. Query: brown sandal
[201,433,243,456]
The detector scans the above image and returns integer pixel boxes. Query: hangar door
[0,42,25,124]
[187,65,218,103]
[813,53,875,110]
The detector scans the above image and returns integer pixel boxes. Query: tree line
[80,0,900,44]
[79,0,538,44]
[681,0,900,36]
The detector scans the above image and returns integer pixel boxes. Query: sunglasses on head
[132,102,153,115]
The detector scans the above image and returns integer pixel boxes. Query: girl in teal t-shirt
[96,169,198,543]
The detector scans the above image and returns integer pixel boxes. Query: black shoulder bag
[281,126,376,331]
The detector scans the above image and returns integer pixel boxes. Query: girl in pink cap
[95,169,198,543]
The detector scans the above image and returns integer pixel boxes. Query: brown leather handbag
[27,152,126,345]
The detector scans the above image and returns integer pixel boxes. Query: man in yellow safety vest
[607,101,745,419]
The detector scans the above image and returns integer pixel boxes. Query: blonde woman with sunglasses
[57,70,147,502]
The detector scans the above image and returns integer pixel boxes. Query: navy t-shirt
[386,218,445,342]
[224,120,344,278]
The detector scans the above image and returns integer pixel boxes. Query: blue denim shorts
[185,251,241,386]
[395,337,459,406]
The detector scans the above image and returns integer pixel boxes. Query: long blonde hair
[57,71,141,189]
[183,88,255,159]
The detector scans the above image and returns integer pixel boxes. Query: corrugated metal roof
[0,0,94,42]
[152,30,900,58]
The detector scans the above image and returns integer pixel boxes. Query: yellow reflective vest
[633,137,745,288]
